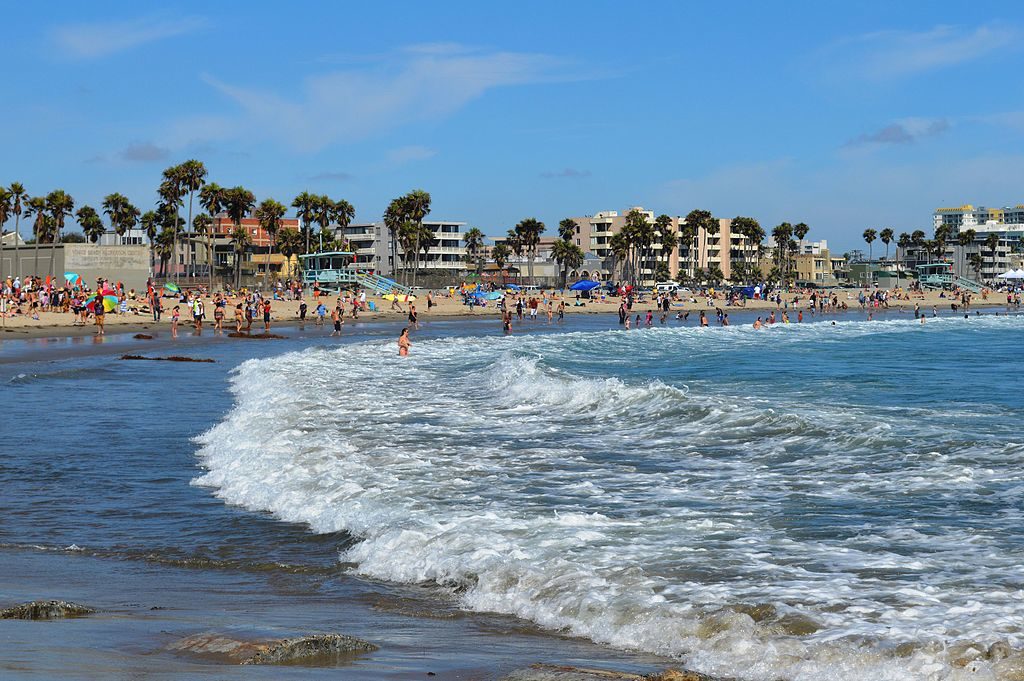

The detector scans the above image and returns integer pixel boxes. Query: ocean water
[5,312,1024,680]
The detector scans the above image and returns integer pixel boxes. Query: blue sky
[4,1,1024,251]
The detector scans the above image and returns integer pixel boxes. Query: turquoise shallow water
[3,311,1024,680]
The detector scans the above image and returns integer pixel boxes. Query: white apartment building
[338,220,468,276]
[934,204,1024,232]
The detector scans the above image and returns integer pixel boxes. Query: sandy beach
[1,287,1013,340]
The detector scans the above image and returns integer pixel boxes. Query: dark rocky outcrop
[170,632,377,666]
[133,333,154,339]
[227,332,286,339]
[0,600,95,620]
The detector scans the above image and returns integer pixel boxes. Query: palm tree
[513,217,545,286]
[192,213,213,282]
[177,160,207,279]
[199,182,226,290]
[879,228,894,263]
[731,217,762,283]
[224,187,256,288]
[275,226,303,279]
[968,253,984,281]
[140,210,159,275]
[793,222,809,246]
[332,198,355,239]
[682,209,716,279]
[403,190,431,288]
[24,196,48,277]
[155,227,176,277]
[102,193,131,243]
[655,214,675,279]
[46,190,74,280]
[291,191,318,256]
[0,188,10,285]
[463,227,485,275]
[896,232,911,284]
[552,239,584,289]
[76,206,105,243]
[863,228,877,262]
[985,232,1000,278]
[159,165,184,282]
[9,182,27,246]
[608,231,629,283]
[491,243,511,282]
[254,198,286,288]
[771,222,793,274]
[383,198,405,279]
[505,228,523,284]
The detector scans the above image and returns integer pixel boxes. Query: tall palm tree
[793,222,809,246]
[46,190,74,280]
[140,210,159,275]
[24,196,48,277]
[985,232,1000,278]
[505,228,523,284]
[731,217,762,283]
[254,198,286,288]
[0,189,10,287]
[655,214,675,279]
[177,160,208,279]
[514,217,545,286]
[158,165,185,282]
[880,228,894,262]
[76,206,104,243]
[896,232,911,284]
[968,253,984,281]
[192,213,213,283]
[331,198,355,237]
[862,228,877,262]
[291,191,318,256]
[771,222,793,274]
[225,187,256,289]
[9,182,27,245]
[102,193,129,242]
[462,227,485,275]
[558,218,578,243]
[199,182,226,290]
[154,227,176,277]
[275,226,303,279]
[383,198,405,279]
[403,190,431,288]
[491,243,510,281]
[682,209,717,279]
[552,239,584,289]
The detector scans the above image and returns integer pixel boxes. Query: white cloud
[823,24,1018,80]
[194,45,574,152]
[51,14,208,59]
[845,118,950,148]
[387,145,437,164]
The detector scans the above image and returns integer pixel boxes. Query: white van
[655,282,679,293]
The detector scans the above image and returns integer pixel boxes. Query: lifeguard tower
[298,251,412,296]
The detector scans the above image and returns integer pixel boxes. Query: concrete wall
[1,244,150,290]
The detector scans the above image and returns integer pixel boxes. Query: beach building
[98,227,147,247]
[332,220,468,280]
[676,217,759,283]
[568,208,680,286]
[933,204,1024,232]
[0,242,150,289]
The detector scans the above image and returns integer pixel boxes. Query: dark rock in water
[120,354,215,363]
[987,641,1012,661]
[241,634,378,665]
[133,333,154,339]
[501,666,724,681]
[227,332,286,339]
[170,632,377,666]
[0,600,95,620]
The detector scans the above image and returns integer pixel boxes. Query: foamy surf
[194,318,1024,680]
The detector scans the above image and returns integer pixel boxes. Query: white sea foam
[194,317,1024,680]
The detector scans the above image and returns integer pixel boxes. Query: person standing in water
[398,327,411,356]
[93,296,105,335]
[408,304,419,329]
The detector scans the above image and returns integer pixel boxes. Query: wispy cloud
[540,168,591,179]
[308,171,354,182]
[822,24,1018,80]
[846,118,949,147]
[387,145,436,164]
[118,141,169,162]
[193,45,580,152]
[51,14,208,59]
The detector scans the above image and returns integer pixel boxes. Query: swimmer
[398,327,411,356]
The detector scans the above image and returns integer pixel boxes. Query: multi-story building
[676,217,760,282]
[933,204,1024,233]
[98,227,147,247]
[568,208,680,285]
[338,220,468,277]
[208,215,302,279]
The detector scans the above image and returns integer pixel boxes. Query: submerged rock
[120,354,215,363]
[0,600,95,620]
[227,332,286,339]
[170,632,377,666]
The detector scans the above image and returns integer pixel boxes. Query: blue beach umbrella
[569,280,600,292]
[64,272,82,287]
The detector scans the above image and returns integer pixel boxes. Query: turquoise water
[4,312,1024,680]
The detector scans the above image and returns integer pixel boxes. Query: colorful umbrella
[64,272,82,287]
[569,280,600,291]
[164,282,181,293]
[85,295,119,313]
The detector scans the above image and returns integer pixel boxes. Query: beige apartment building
[568,208,680,285]
[676,217,760,282]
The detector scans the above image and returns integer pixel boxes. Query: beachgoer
[408,304,418,328]
[263,299,272,332]
[398,327,411,356]
[234,303,243,333]
[94,295,105,335]
[171,306,180,337]
[299,301,307,323]
[753,317,762,329]
[330,305,343,336]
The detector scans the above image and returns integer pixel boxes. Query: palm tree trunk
[264,235,273,292]
[412,225,421,288]
[207,226,214,293]
[186,193,194,281]
[32,221,40,278]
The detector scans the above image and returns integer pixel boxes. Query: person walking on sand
[234,303,244,333]
[262,299,272,332]
[398,327,411,356]
[391,296,405,313]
